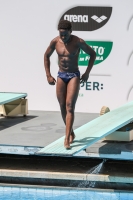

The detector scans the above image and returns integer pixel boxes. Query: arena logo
[78,41,113,66]
[60,6,112,31]
[64,15,88,23]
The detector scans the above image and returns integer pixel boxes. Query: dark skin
[44,29,96,148]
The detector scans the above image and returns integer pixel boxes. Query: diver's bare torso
[54,35,80,72]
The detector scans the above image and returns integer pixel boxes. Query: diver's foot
[70,132,76,144]
[64,138,71,149]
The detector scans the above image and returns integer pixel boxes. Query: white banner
[0,0,133,113]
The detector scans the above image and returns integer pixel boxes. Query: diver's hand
[80,72,89,83]
[47,75,56,85]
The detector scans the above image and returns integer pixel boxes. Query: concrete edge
[0,183,133,194]
[0,169,133,184]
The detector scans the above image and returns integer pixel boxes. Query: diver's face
[59,29,71,43]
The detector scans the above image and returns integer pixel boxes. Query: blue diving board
[0,92,27,105]
[36,101,133,156]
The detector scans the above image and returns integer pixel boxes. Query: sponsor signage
[80,81,104,90]
[60,6,112,31]
[78,41,113,65]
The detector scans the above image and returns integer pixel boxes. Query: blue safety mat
[36,101,133,156]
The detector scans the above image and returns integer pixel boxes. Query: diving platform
[0,92,28,116]
[36,101,133,156]
[0,92,27,105]
[0,101,133,160]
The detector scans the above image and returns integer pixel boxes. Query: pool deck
[0,110,133,190]
[0,110,133,160]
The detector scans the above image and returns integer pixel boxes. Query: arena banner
[60,6,112,31]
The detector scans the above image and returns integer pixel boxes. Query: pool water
[0,186,132,200]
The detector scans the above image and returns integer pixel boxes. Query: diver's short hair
[58,20,72,30]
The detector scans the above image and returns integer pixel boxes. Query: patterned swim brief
[57,71,80,83]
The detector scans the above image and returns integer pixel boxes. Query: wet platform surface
[0,110,133,160]
[0,111,98,154]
